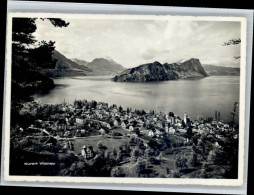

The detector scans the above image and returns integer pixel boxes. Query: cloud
[141,48,170,61]
[33,18,241,68]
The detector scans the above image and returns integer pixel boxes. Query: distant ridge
[39,51,125,77]
[40,50,93,77]
[72,58,89,66]
[85,58,126,76]
[52,50,92,72]
[112,58,208,82]
[203,64,240,76]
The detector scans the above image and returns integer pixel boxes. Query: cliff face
[112,58,208,82]
[180,58,208,77]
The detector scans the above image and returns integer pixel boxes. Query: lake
[34,76,240,122]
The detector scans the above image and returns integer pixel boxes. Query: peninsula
[112,58,208,82]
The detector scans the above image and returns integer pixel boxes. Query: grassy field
[110,128,131,136]
[168,134,186,144]
[72,135,131,155]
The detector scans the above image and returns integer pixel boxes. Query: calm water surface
[34,76,240,122]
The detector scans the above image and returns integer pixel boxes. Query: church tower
[184,110,188,125]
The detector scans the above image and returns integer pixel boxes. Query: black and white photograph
[2,8,251,189]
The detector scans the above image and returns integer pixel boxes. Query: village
[9,98,240,178]
[16,99,238,161]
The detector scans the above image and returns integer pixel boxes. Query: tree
[12,18,69,71]
[166,167,170,174]
[222,38,241,46]
[162,136,171,148]
[111,167,122,177]
[141,109,146,115]
[116,150,123,162]
[175,156,188,170]
[90,101,97,109]
[134,128,140,136]
[136,158,147,176]
[169,112,174,117]
[118,105,123,112]
[230,102,239,123]
[44,18,69,27]
[113,148,117,156]
[198,134,213,159]
[222,38,241,59]
[137,141,146,150]
[29,40,57,70]
[147,140,160,150]
[74,100,83,109]
[11,17,69,111]
[190,152,199,167]
[185,126,193,139]
[192,134,200,146]
[123,144,131,154]
[97,141,107,150]
[207,148,225,165]
[131,149,140,162]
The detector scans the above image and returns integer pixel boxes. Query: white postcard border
[1,9,251,192]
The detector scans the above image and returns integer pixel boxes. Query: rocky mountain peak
[153,61,162,66]
[180,58,208,76]
[112,58,208,82]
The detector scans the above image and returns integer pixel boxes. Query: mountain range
[112,58,208,82]
[39,51,239,79]
[75,58,125,76]
[40,50,125,77]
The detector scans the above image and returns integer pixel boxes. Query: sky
[33,18,241,68]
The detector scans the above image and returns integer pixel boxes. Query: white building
[168,116,175,125]
[81,145,94,159]
[121,122,127,129]
[113,120,119,127]
[148,130,155,137]
[178,128,186,133]
[76,118,84,124]
[165,125,169,132]
[168,127,176,134]
[99,128,106,135]
[129,125,134,131]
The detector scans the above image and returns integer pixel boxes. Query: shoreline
[32,97,238,124]
[32,75,240,123]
